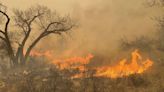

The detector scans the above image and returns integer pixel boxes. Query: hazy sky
[1,0,94,13]
[0,0,162,56]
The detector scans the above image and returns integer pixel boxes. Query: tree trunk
[15,47,26,66]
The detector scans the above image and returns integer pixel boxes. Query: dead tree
[0,4,74,67]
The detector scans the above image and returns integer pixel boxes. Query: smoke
[47,0,161,57]
[1,0,162,57]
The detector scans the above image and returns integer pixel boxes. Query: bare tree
[0,4,74,67]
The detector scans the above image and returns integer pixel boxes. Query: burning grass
[30,49,153,79]
[94,50,153,78]
[0,49,163,92]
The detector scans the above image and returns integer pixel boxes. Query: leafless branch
[1,4,74,66]
[0,11,10,33]
[0,30,5,35]
[0,35,5,41]
[29,12,44,25]
[44,22,63,31]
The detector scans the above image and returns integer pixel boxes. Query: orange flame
[30,49,153,78]
[52,54,94,70]
[95,50,153,78]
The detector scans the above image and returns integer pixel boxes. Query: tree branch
[44,22,63,31]
[24,23,73,61]
[0,35,6,41]
[15,11,44,63]
[15,23,27,35]
[0,11,10,33]
[24,32,45,61]
[43,26,73,36]
[0,30,5,35]
[29,12,43,25]
[21,12,44,46]
[0,10,16,65]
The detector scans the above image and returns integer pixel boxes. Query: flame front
[95,50,153,78]
[30,49,153,78]
[52,54,94,71]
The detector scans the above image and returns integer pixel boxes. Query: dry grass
[0,53,163,92]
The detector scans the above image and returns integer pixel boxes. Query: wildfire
[95,50,153,78]
[30,49,153,78]
[52,53,94,70]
